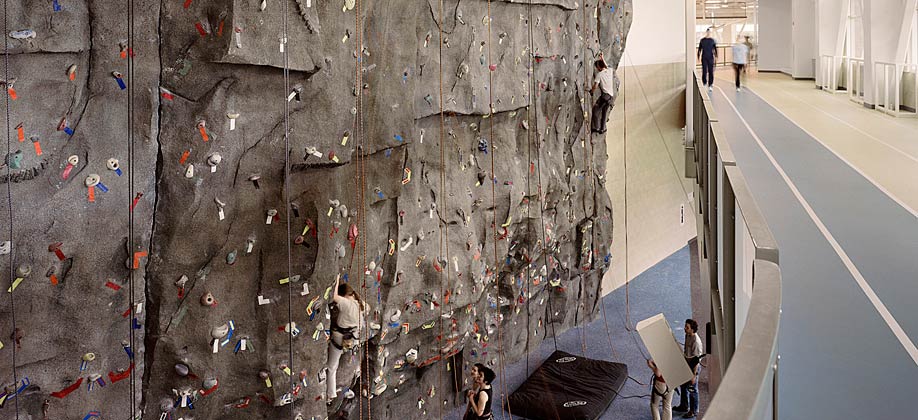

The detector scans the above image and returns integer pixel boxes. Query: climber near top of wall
[326,275,367,405]
[589,56,615,135]
[464,363,496,420]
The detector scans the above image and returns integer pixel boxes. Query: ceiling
[696,0,755,20]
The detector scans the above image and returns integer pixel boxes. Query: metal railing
[848,58,866,104]
[689,74,782,420]
[819,55,847,93]
[874,61,918,117]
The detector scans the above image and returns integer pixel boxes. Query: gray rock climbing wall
[0,0,630,419]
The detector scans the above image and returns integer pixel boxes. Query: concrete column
[686,0,695,145]
[792,0,818,79]
[816,0,848,85]
[864,0,911,105]
[759,0,794,73]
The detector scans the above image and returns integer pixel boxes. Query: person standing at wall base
[648,359,674,420]
[732,36,750,91]
[698,29,717,92]
[674,318,704,418]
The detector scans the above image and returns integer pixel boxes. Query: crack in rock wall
[0,0,630,418]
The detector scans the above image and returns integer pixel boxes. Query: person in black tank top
[464,363,496,420]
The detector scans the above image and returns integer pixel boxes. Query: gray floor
[448,245,696,420]
[710,80,918,419]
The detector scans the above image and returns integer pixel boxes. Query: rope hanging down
[615,49,651,364]
[575,0,592,359]
[527,4,558,355]
[280,0,298,418]
[484,1,513,419]
[435,0,448,417]
[2,0,21,417]
[523,0,535,379]
[585,2,620,362]
[350,0,374,417]
[126,0,138,416]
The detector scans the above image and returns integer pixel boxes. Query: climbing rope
[353,0,375,417]
[622,51,632,332]
[2,0,21,417]
[529,15,559,357]
[575,0,593,359]
[126,0,138,415]
[435,0,447,417]
[615,48,653,363]
[523,0,535,380]
[595,33,620,360]
[484,1,513,418]
[621,51,668,363]
[624,50,690,205]
[281,0,297,418]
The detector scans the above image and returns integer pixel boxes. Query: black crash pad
[508,350,628,420]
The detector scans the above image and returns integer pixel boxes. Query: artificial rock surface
[0,0,630,418]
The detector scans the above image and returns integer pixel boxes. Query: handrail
[705,260,781,420]
[725,166,778,264]
[689,72,783,420]
[819,55,846,93]
[848,58,865,104]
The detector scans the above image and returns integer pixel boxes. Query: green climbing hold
[6,150,23,169]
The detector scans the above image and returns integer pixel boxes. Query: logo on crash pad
[563,401,588,407]
[555,356,577,363]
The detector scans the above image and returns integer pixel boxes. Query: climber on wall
[589,55,615,135]
[326,275,368,405]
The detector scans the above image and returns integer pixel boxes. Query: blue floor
[449,245,694,420]
[710,79,918,419]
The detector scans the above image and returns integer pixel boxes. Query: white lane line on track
[740,83,918,218]
[716,85,918,365]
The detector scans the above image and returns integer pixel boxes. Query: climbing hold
[175,363,190,377]
[9,30,36,40]
[6,150,23,169]
[201,292,216,307]
[211,323,230,339]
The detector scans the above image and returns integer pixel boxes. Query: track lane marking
[715,85,918,365]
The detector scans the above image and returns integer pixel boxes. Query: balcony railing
[874,61,918,117]
[819,55,847,93]
[848,58,866,104]
[689,73,782,420]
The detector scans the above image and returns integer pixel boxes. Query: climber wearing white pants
[326,276,366,405]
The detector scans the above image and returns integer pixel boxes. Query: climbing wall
[0,0,630,419]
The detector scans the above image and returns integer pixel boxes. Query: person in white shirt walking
[732,36,750,91]
[590,58,616,134]
[673,319,704,418]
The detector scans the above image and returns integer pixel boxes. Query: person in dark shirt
[464,364,495,420]
[698,29,717,92]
